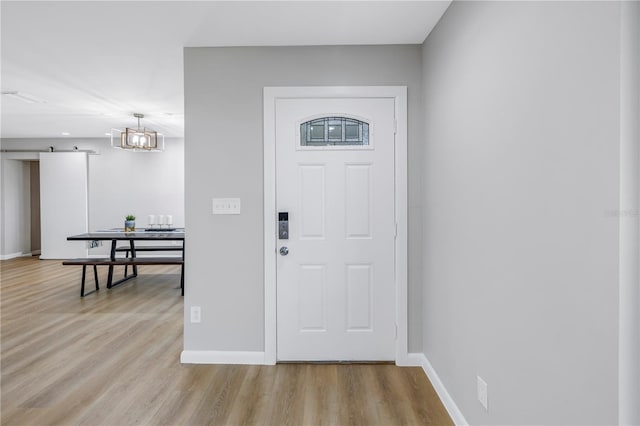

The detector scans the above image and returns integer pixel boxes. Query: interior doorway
[1,153,87,260]
[0,158,38,259]
[30,161,41,256]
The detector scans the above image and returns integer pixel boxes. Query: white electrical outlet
[477,376,488,410]
[190,306,201,323]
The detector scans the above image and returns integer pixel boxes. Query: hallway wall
[619,1,640,423]
[421,2,622,424]
[183,45,424,354]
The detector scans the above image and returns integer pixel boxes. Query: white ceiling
[0,1,450,139]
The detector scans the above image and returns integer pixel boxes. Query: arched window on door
[300,117,369,147]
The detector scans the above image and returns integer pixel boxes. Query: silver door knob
[279,246,289,256]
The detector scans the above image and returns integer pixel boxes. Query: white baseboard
[404,352,427,367]
[407,352,468,426]
[1,252,24,260]
[180,350,266,365]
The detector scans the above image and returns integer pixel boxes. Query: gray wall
[184,45,423,352]
[1,138,184,257]
[421,2,621,424]
[619,1,640,424]
[0,159,31,257]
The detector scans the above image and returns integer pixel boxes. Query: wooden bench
[115,245,183,276]
[62,259,105,297]
[63,257,184,297]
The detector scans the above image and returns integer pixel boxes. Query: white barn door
[276,97,396,361]
[39,152,88,259]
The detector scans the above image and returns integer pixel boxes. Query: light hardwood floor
[1,257,453,426]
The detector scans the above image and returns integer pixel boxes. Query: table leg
[81,265,87,297]
[129,240,138,276]
[107,239,116,288]
[181,240,185,296]
[108,238,139,289]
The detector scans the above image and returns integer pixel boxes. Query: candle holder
[146,214,175,231]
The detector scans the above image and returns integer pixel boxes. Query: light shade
[110,113,164,152]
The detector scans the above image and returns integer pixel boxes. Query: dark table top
[67,229,185,241]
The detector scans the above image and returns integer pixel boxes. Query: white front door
[276,97,396,361]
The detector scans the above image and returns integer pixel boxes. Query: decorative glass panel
[327,119,342,140]
[345,121,359,140]
[310,121,325,140]
[301,117,369,146]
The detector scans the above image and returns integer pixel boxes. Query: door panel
[39,152,88,259]
[276,97,395,361]
[346,264,373,331]
[345,164,372,238]
[298,264,327,331]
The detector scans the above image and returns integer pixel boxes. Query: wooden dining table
[67,229,185,290]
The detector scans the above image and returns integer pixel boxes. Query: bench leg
[93,265,100,292]
[81,265,87,297]
[81,265,100,297]
[107,265,114,289]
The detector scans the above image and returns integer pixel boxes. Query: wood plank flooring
[1,257,453,426]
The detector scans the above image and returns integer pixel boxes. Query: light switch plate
[212,198,241,215]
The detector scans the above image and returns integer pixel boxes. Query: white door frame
[263,86,408,365]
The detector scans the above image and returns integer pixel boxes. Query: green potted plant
[124,215,136,232]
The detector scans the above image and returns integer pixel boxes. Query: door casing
[263,86,408,365]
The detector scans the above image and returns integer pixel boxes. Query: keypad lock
[278,212,289,240]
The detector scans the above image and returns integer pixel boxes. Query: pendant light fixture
[110,113,164,152]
